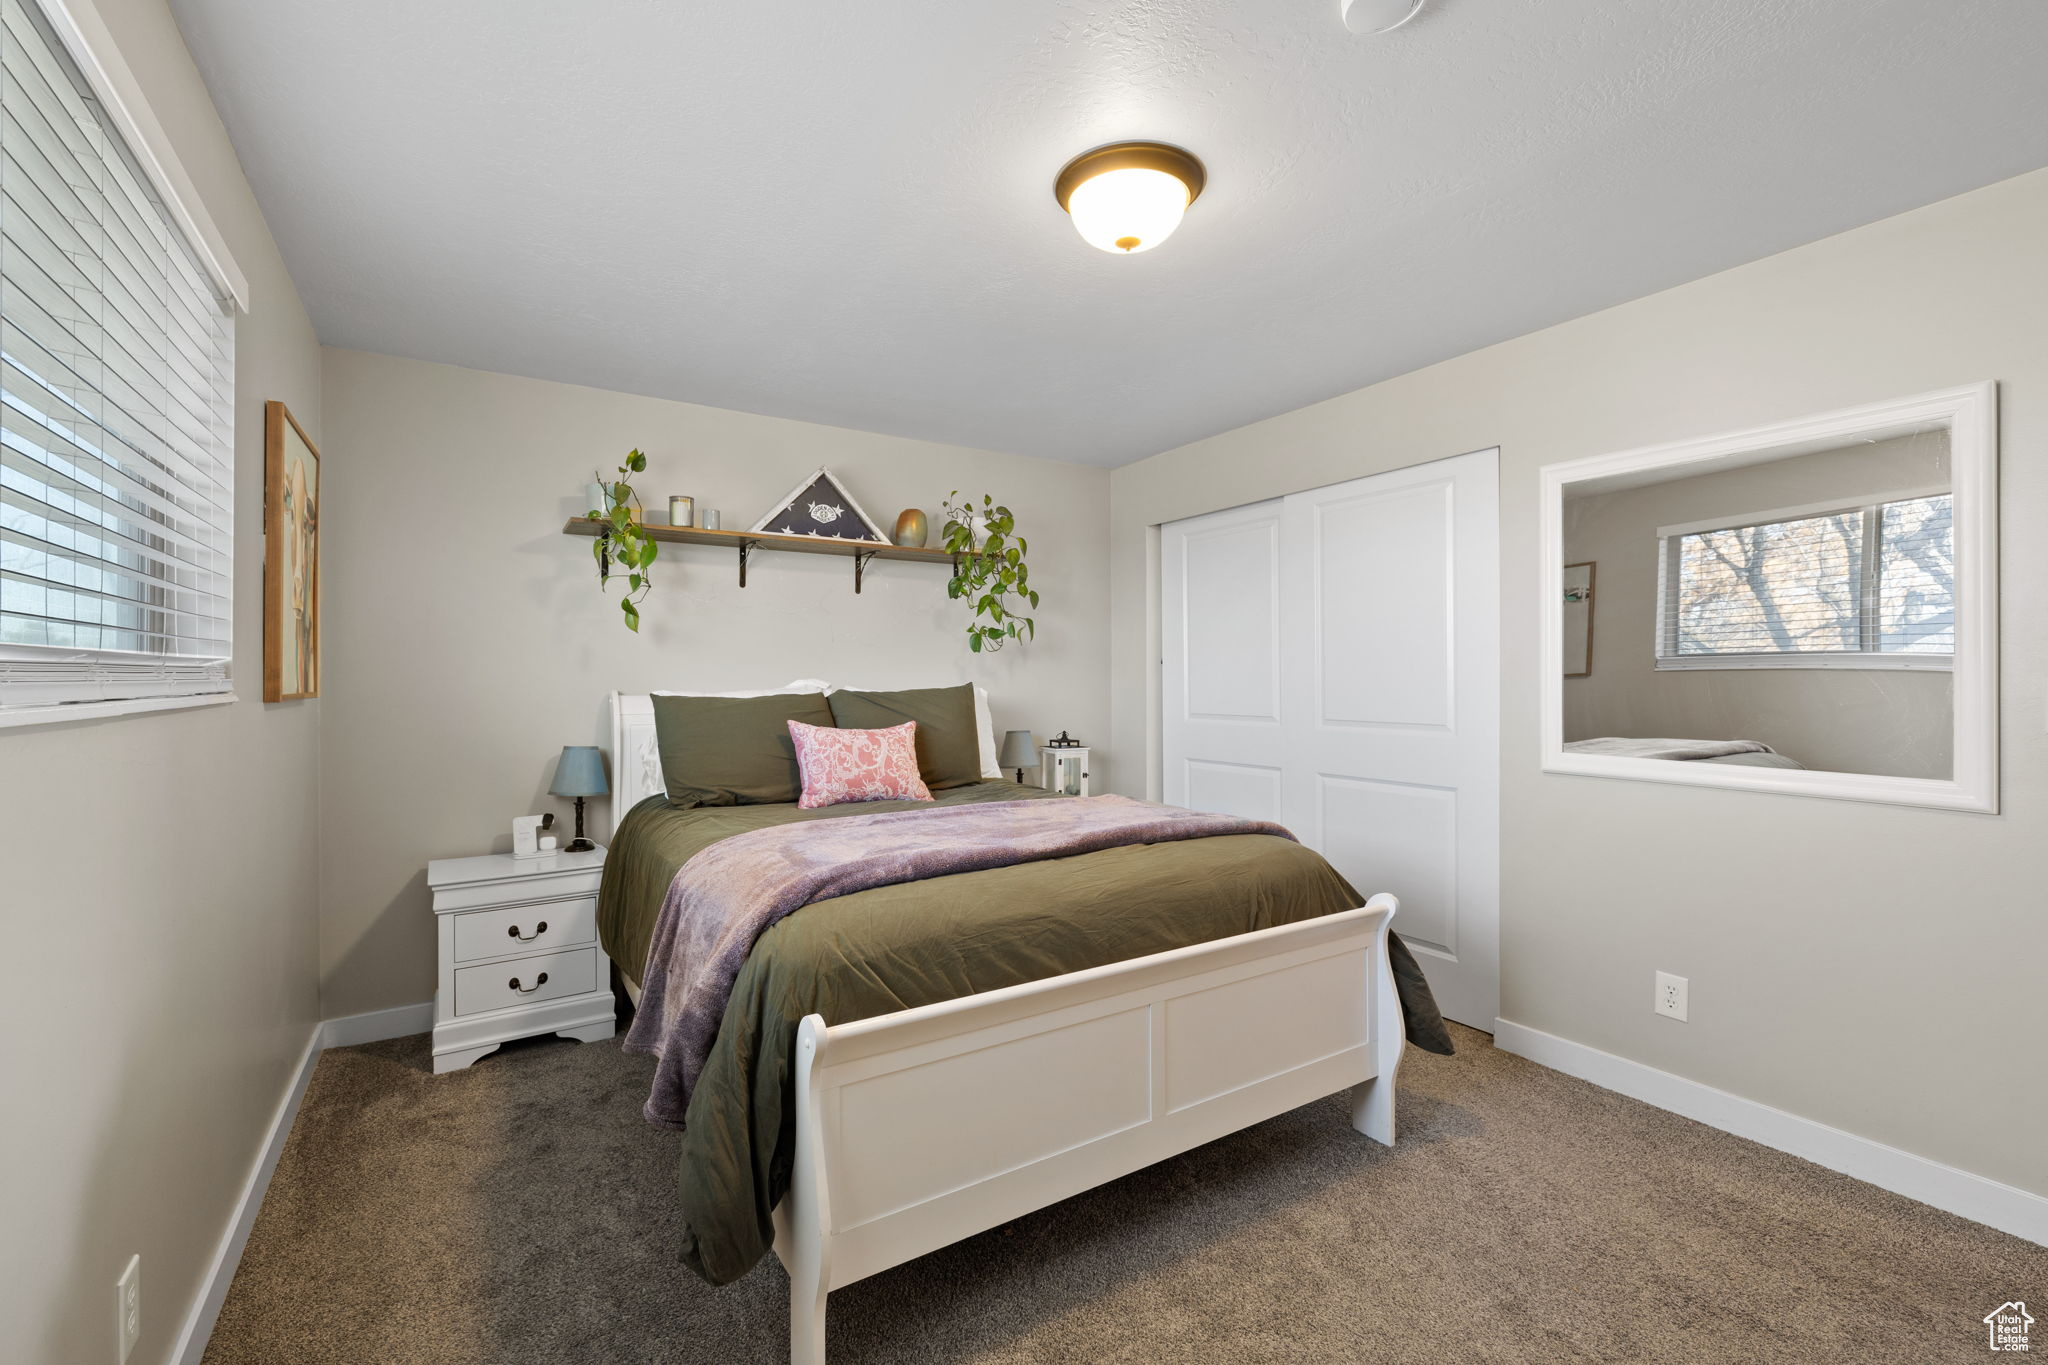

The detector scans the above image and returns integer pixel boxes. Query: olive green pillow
[651,691,836,807]
[828,684,981,790]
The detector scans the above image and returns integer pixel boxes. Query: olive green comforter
[598,781,1448,1285]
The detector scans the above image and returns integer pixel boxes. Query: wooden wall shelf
[562,517,955,592]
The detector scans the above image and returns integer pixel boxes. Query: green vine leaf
[591,450,656,632]
[941,493,1038,655]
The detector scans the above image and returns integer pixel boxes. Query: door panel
[1160,500,1284,808]
[1182,519,1281,721]
[1315,775,1459,956]
[1164,452,1499,1027]
[1183,759,1284,823]
[1314,480,1454,730]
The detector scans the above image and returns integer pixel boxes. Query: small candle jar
[701,508,720,530]
[668,496,695,528]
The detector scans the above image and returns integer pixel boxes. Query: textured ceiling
[169,1,2048,466]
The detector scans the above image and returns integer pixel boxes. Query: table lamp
[998,730,1037,784]
[549,745,607,852]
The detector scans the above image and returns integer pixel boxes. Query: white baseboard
[170,1026,321,1365]
[1493,1018,2048,1247]
[320,1000,433,1049]
[171,1001,435,1364]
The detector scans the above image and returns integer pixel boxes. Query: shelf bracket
[737,538,758,588]
[853,548,878,594]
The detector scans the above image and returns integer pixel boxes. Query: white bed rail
[771,894,1403,1364]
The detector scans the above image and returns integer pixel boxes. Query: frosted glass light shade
[1066,167,1191,254]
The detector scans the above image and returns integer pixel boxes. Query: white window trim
[1651,485,1955,672]
[1538,382,1998,815]
[0,691,235,730]
[1652,652,1952,673]
[33,0,248,309]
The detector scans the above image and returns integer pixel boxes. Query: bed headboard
[610,692,662,830]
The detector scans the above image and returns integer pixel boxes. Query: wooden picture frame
[1562,561,1594,677]
[263,401,321,701]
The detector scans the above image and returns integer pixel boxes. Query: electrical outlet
[115,1255,140,1363]
[1654,971,1688,1022]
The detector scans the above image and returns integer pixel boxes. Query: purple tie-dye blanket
[621,794,1295,1129]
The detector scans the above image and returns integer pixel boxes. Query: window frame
[1538,382,1998,815]
[0,0,247,728]
[1651,485,1955,673]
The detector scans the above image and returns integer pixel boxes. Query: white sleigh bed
[609,693,1406,1365]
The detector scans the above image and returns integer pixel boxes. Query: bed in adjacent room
[598,683,1448,1365]
[1563,737,1807,768]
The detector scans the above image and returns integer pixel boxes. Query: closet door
[1160,498,1286,822]
[1162,451,1499,1028]
[1278,450,1499,1028]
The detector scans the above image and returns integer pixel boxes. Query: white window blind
[1657,493,1954,668]
[0,0,235,712]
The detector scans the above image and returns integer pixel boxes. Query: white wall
[316,349,1109,1017]
[1561,434,1954,778]
[1108,170,2048,1198]
[0,1,324,1360]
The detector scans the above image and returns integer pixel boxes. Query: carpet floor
[202,1021,2044,1364]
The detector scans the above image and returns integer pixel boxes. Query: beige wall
[315,349,1109,1017]
[0,1,324,1361]
[1109,170,2048,1197]
[1562,435,1954,778]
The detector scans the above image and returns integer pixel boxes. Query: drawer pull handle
[509,972,549,994]
[507,920,548,943]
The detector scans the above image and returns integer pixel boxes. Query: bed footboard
[771,893,1402,1365]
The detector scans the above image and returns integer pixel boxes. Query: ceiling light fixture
[1054,142,1205,255]
[1341,0,1426,35]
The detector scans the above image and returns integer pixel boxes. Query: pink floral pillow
[788,719,934,810]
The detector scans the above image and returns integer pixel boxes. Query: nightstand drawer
[452,897,597,963]
[454,947,599,1016]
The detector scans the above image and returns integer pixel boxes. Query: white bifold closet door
[1161,450,1500,1028]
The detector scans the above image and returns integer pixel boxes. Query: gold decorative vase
[893,508,929,548]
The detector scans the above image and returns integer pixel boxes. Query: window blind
[1876,494,1954,653]
[1659,493,1954,663]
[0,0,235,710]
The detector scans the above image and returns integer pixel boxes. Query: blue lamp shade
[549,745,608,799]
[998,730,1037,779]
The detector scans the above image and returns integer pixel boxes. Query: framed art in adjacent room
[264,400,321,700]
[1562,561,1595,677]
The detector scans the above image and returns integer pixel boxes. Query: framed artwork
[264,401,321,700]
[1562,561,1594,678]
[750,466,887,543]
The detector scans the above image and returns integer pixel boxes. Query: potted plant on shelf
[941,492,1038,653]
[587,449,657,632]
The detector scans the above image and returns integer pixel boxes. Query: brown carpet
[202,1022,2044,1364]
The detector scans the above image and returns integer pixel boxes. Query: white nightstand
[425,848,616,1074]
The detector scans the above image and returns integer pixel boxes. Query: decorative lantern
[1038,731,1091,798]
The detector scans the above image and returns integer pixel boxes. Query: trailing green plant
[586,449,657,632]
[941,492,1037,654]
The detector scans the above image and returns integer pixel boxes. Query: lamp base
[564,795,597,854]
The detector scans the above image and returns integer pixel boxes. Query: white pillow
[649,679,830,698]
[825,682,1002,780]
[972,685,1000,779]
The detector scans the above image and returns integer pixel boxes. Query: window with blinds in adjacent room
[0,0,236,715]
[1655,492,1955,669]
